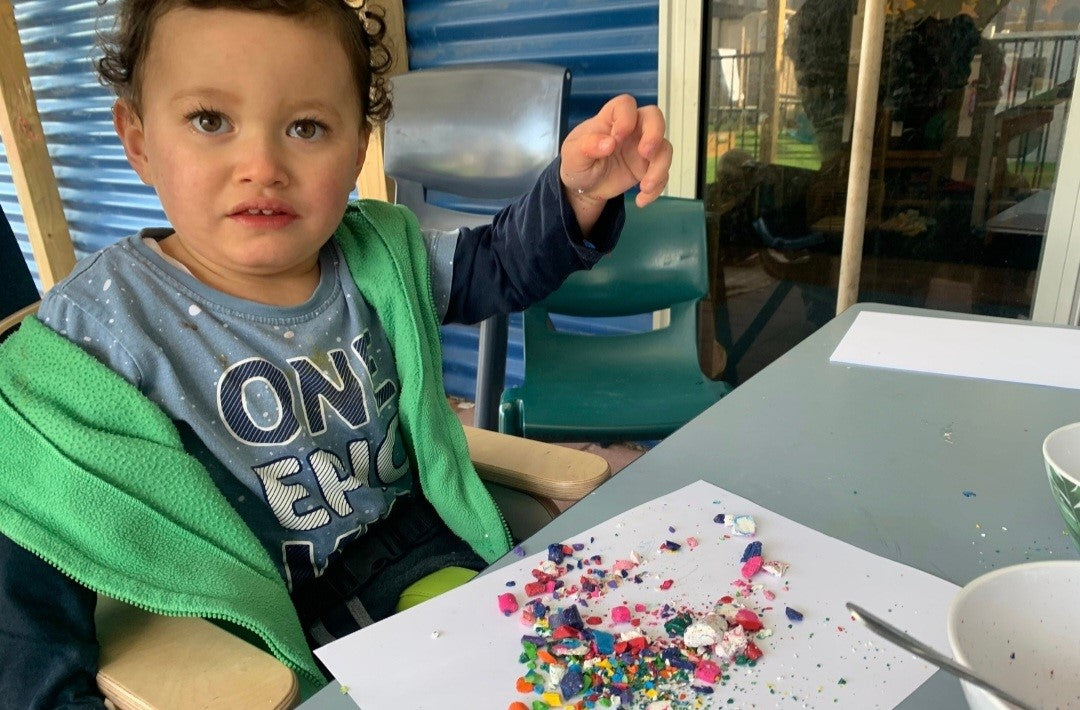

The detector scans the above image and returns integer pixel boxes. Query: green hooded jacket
[0,200,512,697]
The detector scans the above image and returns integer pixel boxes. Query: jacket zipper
[419,244,514,552]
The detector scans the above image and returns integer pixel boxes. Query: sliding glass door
[697,0,1080,382]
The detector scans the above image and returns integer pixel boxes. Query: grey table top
[302,302,1080,709]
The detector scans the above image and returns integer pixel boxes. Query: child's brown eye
[288,119,326,140]
[198,115,221,132]
[187,111,230,135]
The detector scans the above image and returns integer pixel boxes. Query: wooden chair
[90,419,608,709]
[1,308,609,709]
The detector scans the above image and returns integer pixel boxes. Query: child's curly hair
[95,0,393,130]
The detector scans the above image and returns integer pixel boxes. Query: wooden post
[356,0,407,201]
[0,0,75,289]
[760,0,787,164]
[835,0,886,313]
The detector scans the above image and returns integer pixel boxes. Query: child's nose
[236,134,289,187]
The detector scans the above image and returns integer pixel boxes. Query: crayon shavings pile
[499,513,804,709]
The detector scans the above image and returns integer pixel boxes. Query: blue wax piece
[741,540,763,563]
[592,630,615,654]
[559,668,584,698]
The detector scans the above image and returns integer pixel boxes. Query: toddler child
[0,0,672,706]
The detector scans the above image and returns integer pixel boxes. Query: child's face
[114,7,367,294]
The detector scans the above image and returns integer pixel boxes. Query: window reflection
[703,0,1079,382]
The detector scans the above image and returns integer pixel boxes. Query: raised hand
[559,94,673,234]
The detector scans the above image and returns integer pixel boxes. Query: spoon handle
[845,602,1038,710]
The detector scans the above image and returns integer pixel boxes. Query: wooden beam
[358,128,392,201]
[356,0,407,201]
[0,0,75,289]
[835,0,886,313]
[759,0,787,164]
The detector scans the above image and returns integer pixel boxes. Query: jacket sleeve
[0,532,106,709]
[444,158,626,325]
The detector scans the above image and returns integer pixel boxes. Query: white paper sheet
[316,481,958,709]
[830,311,1080,390]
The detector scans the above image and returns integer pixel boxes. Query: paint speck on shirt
[188,304,202,317]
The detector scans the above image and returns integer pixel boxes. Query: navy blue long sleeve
[445,158,624,325]
[0,533,105,709]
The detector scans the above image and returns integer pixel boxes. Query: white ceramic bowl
[1043,422,1080,551]
[947,561,1080,710]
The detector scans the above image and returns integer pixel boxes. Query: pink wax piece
[695,660,722,683]
[611,605,632,623]
[497,592,519,616]
[741,555,764,579]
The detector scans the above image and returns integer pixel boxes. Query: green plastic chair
[499,195,732,442]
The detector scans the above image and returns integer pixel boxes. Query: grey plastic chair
[383,62,571,429]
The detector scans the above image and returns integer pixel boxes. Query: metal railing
[705,30,1079,188]
[986,31,1079,190]
[706,50,806,166]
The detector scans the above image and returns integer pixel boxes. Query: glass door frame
[1032,48,1080,324]
[658,0,704,201]
[655,0,705,331]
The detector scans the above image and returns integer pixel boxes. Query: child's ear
[113,100,154,186]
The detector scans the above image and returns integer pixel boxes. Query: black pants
[291,494,486,648]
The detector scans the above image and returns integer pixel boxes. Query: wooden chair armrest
[463,425,611,501]
[95,597,299,710]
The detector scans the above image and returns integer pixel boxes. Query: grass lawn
[704,129,822,181]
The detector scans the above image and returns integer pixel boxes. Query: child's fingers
[561,131,616,176]
[635,139,673,207]
[598,94,641,142]
[634,105,667,159]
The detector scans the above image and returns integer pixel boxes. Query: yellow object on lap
[395,566,478,612]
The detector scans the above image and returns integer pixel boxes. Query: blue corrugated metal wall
[0,1,168,289]
[404,0,660,398]
[0,0,659,400]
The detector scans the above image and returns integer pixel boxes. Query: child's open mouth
[229,204,297,229]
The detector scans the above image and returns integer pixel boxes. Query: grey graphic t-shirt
[37,230,457,590]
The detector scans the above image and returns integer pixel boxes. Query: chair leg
[474,314,508,431]
[498,399,523,437]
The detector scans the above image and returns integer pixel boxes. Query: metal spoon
[846,602,1038,710]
